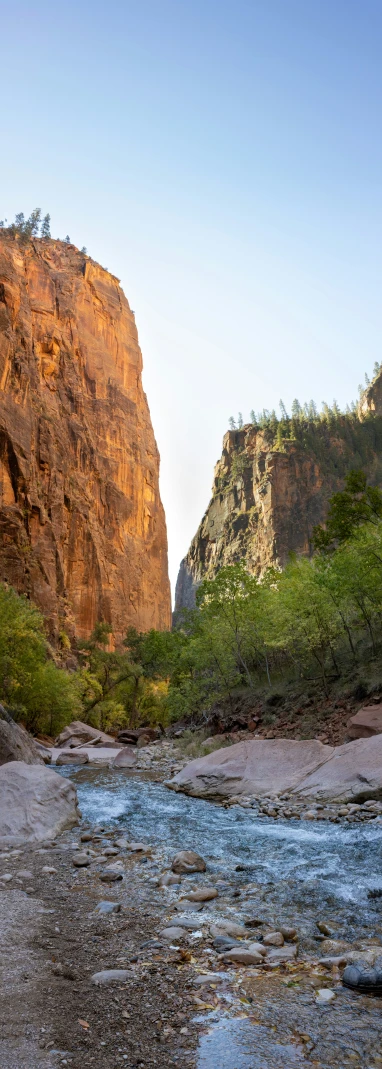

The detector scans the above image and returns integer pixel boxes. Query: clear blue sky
[1,1,381,597]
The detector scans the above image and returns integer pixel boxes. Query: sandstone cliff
[0,233,171,641]
[175,411,382,610]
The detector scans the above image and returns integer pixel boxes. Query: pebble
[41,866,58,874]
[280,927,297,940]
[174,900,203,913]
[16,870,34,879]
[104,847,120,857]
[115,838,129,849]
[72,854,91,868]
[192,973,226,985]
[210,921,248,939]
[100,869,123,882]
[127,842,147,852]
[248,942,267,956]
[0,874,12,883]
[80,833,93,842]
[317,921,332,936]
[263,931,284,947]
[95,901,122,914]
[171,850,206,875]
[160,927,186,941]
[91,969,132,985]
[182,887,218,902]
[267,946,297,962]
[158,873,181,887]
[223,948,264,965]
[316,988,336,1003]
[170,916,203,930]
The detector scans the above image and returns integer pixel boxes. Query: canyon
[175,405,382,611]
[0,233,171,642]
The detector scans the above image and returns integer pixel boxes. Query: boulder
[110,747,136,769]
[116,727,160,746]
[347,704,382,739]
[167,735,382,803]
[171,850,206,874]
[56,751,89,766]
[0,708,44,766]
[55,721,115,748]
[0,762,79,847]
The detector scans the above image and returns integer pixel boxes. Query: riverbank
[2,766,382,1067]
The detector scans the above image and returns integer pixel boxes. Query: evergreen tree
[291,398,302,419]
[81,246,87,254]
[237,412,243,429]
[41,214,51,239]
[250,409,256,424]
[279,399,289,420]
[64,235,71,243]
[228,416,236,430]
[24,208,41,238]
[373,361,381,379]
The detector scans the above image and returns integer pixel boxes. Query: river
[59,765,382,1068]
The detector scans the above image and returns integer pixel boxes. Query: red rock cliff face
[0,234,171,640]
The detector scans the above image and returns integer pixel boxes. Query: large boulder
[111,747,137,768]
[0,762,80,847]
[55,720,115,748]
[0,708,44,766]
[167,735,382,803]
[347,704,382,739]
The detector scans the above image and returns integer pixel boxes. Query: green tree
[41,214,51,239]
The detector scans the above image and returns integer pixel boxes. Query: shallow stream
[60,767,382,1068]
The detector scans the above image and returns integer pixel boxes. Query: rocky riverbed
[2,763,382,1068]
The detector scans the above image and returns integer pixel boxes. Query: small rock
[320,955,348,968]
[248,942,267,956]
[100,869,123,882]
[182,887,218,902]
[170,916,203,930]
[223,948,264,965]
[16,870,34,879]
[210,921,248,939]
[317,921,332,937]
[280,927,297,941]
[104,847,120,856]
[72,854,91,868]
[91,969,131,985]
[316,988,336,1003]
[263,931,284,947]
[160,927,186,941]
[56,751,89,765]
[0,874,12,883]
[171,850,206,875]
[42,866,58,874]
[302,811,316,820]
[127,842,147,852]
[95,901,122,914]
[213,936,242,952]
[158,873,181,887]
[174,899,203,913]
[267,946,297,962]
[114,838,129,849]
[81,832,93,842]
[192,973,225,986]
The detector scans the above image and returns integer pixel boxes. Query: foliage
[0,584,79,735]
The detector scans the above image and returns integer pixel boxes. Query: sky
[1,0,382,599]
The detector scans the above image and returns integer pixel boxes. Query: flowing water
[60,766,382,1068]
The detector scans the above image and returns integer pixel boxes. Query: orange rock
[0,234,171,640]
[347,705,382,739]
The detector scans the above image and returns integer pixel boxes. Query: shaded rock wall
[0,234,171,641]
[175,414,382,611]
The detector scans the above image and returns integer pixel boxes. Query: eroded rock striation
[0,233,171,640]
[175,415,382,610]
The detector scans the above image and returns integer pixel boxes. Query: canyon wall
[0,233,171,641]
[175,414,382,611]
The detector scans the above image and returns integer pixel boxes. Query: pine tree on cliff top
[40,214,51,239]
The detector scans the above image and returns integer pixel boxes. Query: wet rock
[104,847,120,856]
[343,960,382,992]
[80,832,93,842]
[127,842,147,852]
[223,948,264,965]
[100,869,123,882]
[91,969,131,985]
[160,926,186,941]
[158,872,181,887]
[95,901,122,914]
[114,838,129,850]
[182,887,218,902]
[263,931,284,947]
[171,850,206,875]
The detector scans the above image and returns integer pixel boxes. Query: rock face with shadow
[0,233,171,641]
